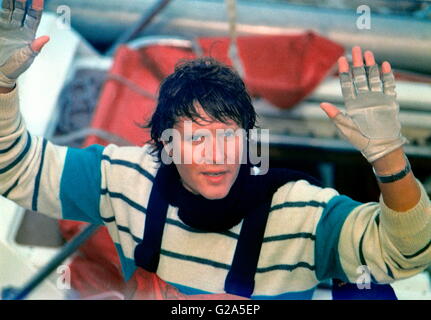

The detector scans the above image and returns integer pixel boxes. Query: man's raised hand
[320,46,408,163]
[0,0,49,89]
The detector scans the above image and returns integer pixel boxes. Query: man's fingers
[320,102,341,119]
[364,50,383,92]
[331,112,369,151]
[338,56,349,73]
[25,0,43,31]
[364,50,376,66]
[351,46,368,92]
[11,0,26,25]
[30,35,49,52]
[352,46,364,67]
[382,61,391,73]
[382,61,396,97]
[338,56,356,101]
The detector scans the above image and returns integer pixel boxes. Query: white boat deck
[0,13,86,300]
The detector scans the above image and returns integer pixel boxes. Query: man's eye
[224,130,235,138]
[190,135,204,142]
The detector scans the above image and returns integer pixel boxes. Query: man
[0,0,430,299]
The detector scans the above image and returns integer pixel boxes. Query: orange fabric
[198,32,344,109]
[84,45,196,147]
[59,33,343,299]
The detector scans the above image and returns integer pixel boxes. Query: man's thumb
[31,36,50,53]
[320,102,341,119]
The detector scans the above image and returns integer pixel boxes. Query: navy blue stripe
[101,216,116,223]
[160,249,231,270]
[166,217,316,244]
[32,138,47,211]
[358,217,379,285]
[105,214,316,244]
[387,252,427,271]
[103,215,316,246]
[2,177,20,198]
[389,256,404,270]
[387,255,409,271]
[0,135,22,154]
[0,132,31,174]
[358,224,368,267]
[256,262,315,273]
[100,214,141,242]
[166,218,208,233]
[103,215,234,238]
[101,189,147,214]
[263,233,315,243]
[102,215,240,243]
[166,218,240,239]
[358,217,371,274]
[375,214,380,226]
[358,219,378,284]
[117,225,142,243]
[385,262,394,279]
[160,249,315,274]
[270,201,326,212]
[403,239,431,259]
[101,155,155,182]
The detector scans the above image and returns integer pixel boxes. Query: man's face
[167,106,244,200]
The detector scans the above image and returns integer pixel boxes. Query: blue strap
[134,165,169,272]
[224,199,272,297]
[134,166,322,297]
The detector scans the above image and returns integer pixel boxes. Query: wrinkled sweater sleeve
[0,85,105,224]
[315,178,431,284]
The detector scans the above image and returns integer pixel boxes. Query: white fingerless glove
[0,1,42,88]
[332,64,408,163]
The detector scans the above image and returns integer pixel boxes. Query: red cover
[198,32,344,109]
[59,33,343,299]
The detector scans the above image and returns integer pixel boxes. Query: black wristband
[373,158,411,184]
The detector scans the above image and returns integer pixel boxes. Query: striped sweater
[1,86,430,299]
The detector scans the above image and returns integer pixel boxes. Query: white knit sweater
[0,86,430,299]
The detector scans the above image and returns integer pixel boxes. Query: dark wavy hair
[145,57,257,160]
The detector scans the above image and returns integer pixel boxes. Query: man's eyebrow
[176,117,213,126]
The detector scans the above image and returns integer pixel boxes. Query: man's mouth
[203,172,226,176]
[201,171,228,183]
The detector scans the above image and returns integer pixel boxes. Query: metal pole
[5,224,99,300]
[106,0,173,56]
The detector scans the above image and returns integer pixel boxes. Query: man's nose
[203,136,225,164]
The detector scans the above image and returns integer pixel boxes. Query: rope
[225,0,245,78]
[106,73,157,100]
